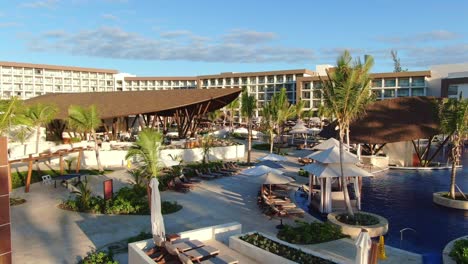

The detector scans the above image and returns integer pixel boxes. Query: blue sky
[1,0,467,76]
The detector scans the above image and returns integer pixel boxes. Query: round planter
[443,235,468,264]
[433,192,468,210]
[327,211,388,238]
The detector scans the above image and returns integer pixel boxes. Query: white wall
[429,63,468,97]
[383,141,414,167]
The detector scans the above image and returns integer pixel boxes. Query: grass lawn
[11,168,113,189]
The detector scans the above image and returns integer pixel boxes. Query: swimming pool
[296,154,467,256]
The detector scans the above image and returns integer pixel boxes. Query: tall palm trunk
[35,125,41,153]
[269,131,274,153]
[449,135,460,199]
[91,129,103,172]
[247,117,252,164]
[339,127,354,216]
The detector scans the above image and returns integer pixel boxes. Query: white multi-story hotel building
[2,60,464,116]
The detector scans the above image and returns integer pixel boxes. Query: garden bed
[231,232,337,264]
[443,236,468,264]
[277,220,348,244]
[433,192,468,210]
[327,211,388,238]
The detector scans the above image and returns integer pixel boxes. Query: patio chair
[194,169,216,180]
[41,175,53,185]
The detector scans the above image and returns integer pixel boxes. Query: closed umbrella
[150,178,166,240]
[355,229,371,264]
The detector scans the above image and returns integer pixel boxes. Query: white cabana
[303,163,373,178]
[355,229,372,264]
[306,145,358,164]
[241,165,283,176]
[256,160,284,169]
[289,120,310,145]
[150,178,166,240]
[258,153,288,162]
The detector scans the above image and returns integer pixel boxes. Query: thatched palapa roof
[25,88,242,119]
[319,96,440,144]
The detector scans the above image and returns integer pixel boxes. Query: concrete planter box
[433,192,468,210]
[327,211,388,238]
[443,235,468,264]
[229,232,344,264]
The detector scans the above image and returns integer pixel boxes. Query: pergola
[26,88,242,138]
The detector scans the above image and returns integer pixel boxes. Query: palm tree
[226,98,240,131]
[207,110,222,131]
[321,50,375,216]
[439,96,468,199]
[271,88,296,152]
[68,105,103,172]
[125,128,163,204]
[260,101,276,153]
[295,99,305,120]
[241,91,256,164]
[0,97,28,136]
[24,103,58,153]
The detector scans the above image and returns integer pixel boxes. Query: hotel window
[302,91,311,98]
[312,100,322,108]
[313,90,322,98]
[303,101,311,108]
[313,81,322,89]
[372,79,382,87]
[397,88,409,97]
[384,78,396,87]
[372,90,382,98]
[258,86,264,92]
[277,76,284,82]
[233,78,239,85]
[242,78,248,84]
[258,93,265,100]
[411,88,424,96]
[286,75,293,82]
[267,85,275,92]
[35,69,43,74]
[412,77,425,86]
[55,85,62,91]
[217,78,223,85]
[383,89,395,98]
[250,86,257,93]
[210,79,216,85]
[448,85,458,96]
[268,76,274,83]
[258,77,265,83]
[226,79,231,85]
[303,82,311,90]
[203,80,208,86]
[399,78,410,87]
[249,77,256,84]
[107,81,112,86]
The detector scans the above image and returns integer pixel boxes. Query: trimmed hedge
[277,221,348,244]
[336,213,379,226]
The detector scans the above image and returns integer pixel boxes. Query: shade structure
[258,153,287,162]
[355,229,372,264]
[312,137,349,151]
[303,163,373,178]
[263,172,294,185]
[241,165,283,176]
[150,178,165,239]
[290,120,308,134]
[306,146,359,164]
[256,160,284,169]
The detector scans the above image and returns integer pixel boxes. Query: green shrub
[450,239,468,264]
[277,221,348,244]
[240,232,335,264]
[252,143,270,151]
[231,132,246,139]
[79,250,118,264]
[336,213,379,226]
[298,169,309,177]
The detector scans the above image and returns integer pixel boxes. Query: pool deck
[9,144,423,264]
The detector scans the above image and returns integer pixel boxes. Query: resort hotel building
[1,60,468,119]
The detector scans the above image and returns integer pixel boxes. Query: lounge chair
[194,169,216,180]
[168,179,190,193]
[221,163,238,173]
[172,239,204,252]
[207,168,225,178]
[180,175,201,184]
[174,177,195,189]
[280,207,305,217]
[183,245,220,262]
[212,166,233,176]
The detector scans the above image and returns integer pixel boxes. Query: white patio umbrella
[263,172,294,185]
[355,229,371,264]
[150,178,166,239]
[258,153,287,162]
[312,137,350,151]
[241,165,283,176]
[306,146,358,164]
[290,120,309,145]
[303,163,373,178]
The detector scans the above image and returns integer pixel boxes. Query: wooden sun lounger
[200,254,239,264]
[281,207,305,216]
[184,245,220,261]
[172,239,204,252]
[195,169,216,180]
[207,168,225,178]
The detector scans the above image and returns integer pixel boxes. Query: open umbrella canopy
[257,160,285,169]
[263,172,294,185]
[303,162,373,178]
[312,137,349,151]
[290,120,308,134]
[150,178,166,238]
[258,153,288,162]
[306,146,358,164]
[241,165,283,176]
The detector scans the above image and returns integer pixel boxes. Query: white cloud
[26,27,316,63]
[0,22,21,28]
[223,29,277,44]
[377,30,460,44]
[20,0,59,8]
[101,13,118,20]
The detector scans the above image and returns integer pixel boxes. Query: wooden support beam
[0,136,12,263]
[25,154,33,193]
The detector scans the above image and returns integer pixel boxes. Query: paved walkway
[10,145,422,264]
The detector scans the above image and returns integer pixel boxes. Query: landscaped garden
[277,220,348,244]
[240,232,336,264]
[60,183,182,215]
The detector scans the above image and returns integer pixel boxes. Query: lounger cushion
[184,245,219,260]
